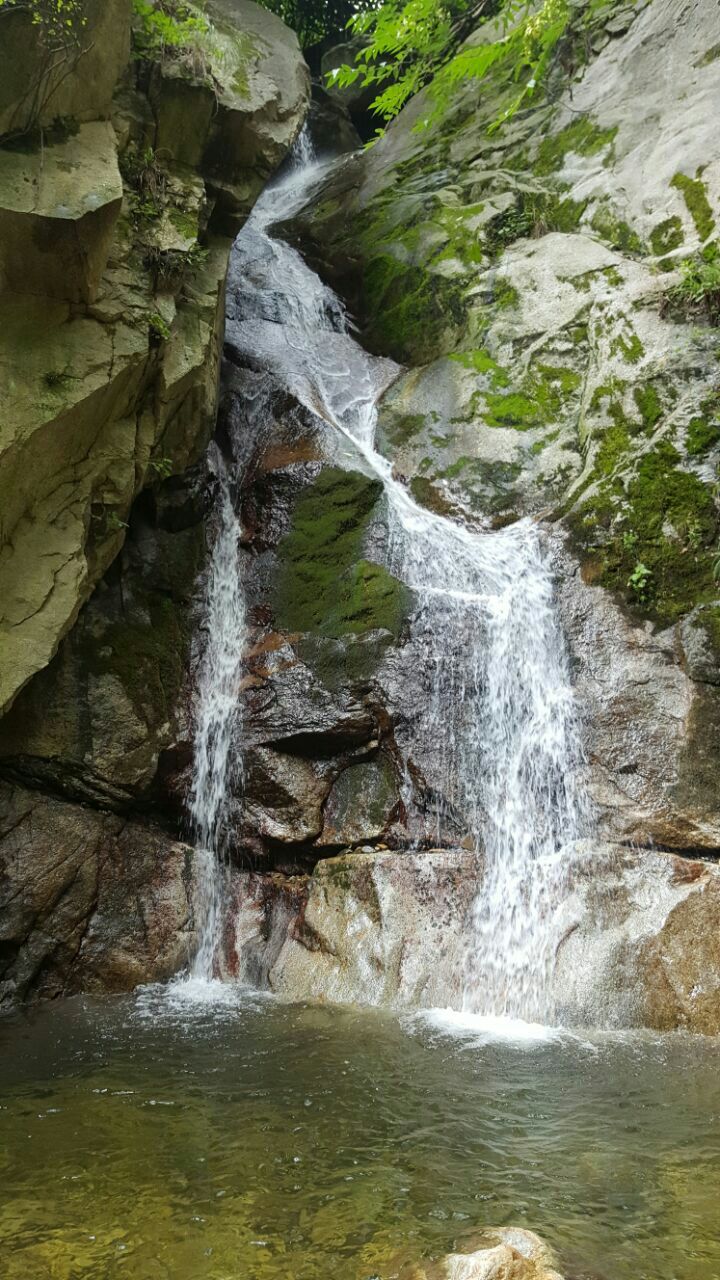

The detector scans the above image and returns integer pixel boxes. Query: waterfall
[202,143,588,1020]
[188,455,245,981]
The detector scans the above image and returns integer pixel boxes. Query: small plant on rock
[106,511,129,533]
[149,455,174,480]
[148,311,171,344]
[43,367,72,389]
[0,0,89,140]
[145,241,208,292]
[132,0,217,81]
[627,561,652,602]
[667,248,720,325]
[120,144,168,224]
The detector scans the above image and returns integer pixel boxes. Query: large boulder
[555,842,720,1036]
[0,239,230,718]
[0,122,123,303]
[149,0,311,229]
[225,849,480,1004]
[0,0,309,724]
[0,0,130,140]
[0,782,201,1009]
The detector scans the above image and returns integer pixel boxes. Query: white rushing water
[188,454,246,981]
[192,133,588,1019]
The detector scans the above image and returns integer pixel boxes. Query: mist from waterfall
[191,134,588,1019]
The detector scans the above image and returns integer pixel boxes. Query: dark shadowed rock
[0,783,200,1009]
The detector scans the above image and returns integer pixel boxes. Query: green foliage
[148,311,171,343]
[0,0,87,44]
[121,144,168,223]
[0,0,89,138]
[333,0,629,134]
[132,0,215,76]
[668,250,720,325]
[105,511,130,533]
[255,0,357,45]
[149,455,175,478]
[627,561,652,600]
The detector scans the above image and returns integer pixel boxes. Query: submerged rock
[428,1227,564,1280]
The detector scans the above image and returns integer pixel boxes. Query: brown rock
[0,783,199,1008]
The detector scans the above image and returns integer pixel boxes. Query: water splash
[220,145,588,1019]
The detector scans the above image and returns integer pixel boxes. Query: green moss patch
[86,596,188,722]
[451,348,510,387]
[671,171,716,243]
[570,439,719,625]
[590,205,644,255]
[360,253,468,364]
[686,395,720,456]
[274,467,411,639]
[535,117,617,177]
[481,361,582,430]
[650,216,684,257]
[484,191,587,253]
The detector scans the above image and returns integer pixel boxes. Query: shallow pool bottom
[1,988,719,1280]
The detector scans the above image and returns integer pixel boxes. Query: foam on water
[417,1008,567,1045]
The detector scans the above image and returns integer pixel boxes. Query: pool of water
[1,987,719,1280]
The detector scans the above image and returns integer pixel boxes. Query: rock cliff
[212,0,720,1034]
[282,0,720,856]
[2,0,720,1034]
[0,0,309,1007]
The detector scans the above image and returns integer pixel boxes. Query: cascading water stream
[190,136,588,1019]
[187,453,246,982]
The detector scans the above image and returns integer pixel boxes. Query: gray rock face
[555,842,720,1036]
[554,534,720,851]
[279,0,720,859]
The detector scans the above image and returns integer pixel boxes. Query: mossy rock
[569,439,719,626]
[273,466,412,640]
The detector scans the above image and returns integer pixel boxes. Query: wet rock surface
[219,840,720,1034]
[225,849,480,1007]
[0,0,308,1002]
